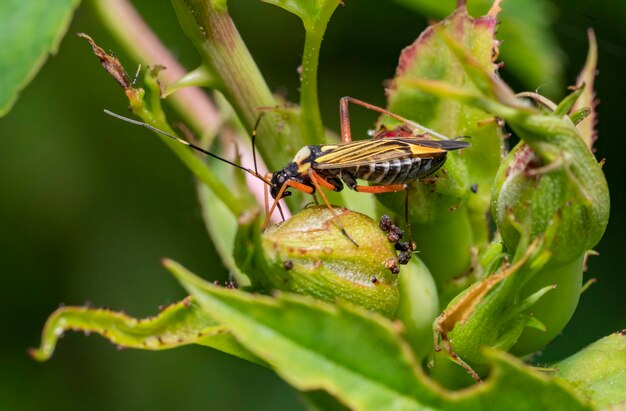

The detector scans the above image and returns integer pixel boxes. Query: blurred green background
[1,0,624,409]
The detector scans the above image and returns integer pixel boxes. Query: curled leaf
[29,296,263,366]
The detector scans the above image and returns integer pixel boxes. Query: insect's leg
[264,182,289,229]
[276,202,286,222]
[311,171,342,191]
[353,183,414,248]
[263,180,315,229]
[341,96,450,140]
[309,171,359,247]
[263,183,269,221]
[262,183,286,223]
[404,187,414,251]
[339,97,354,143]
[352,183,407,193]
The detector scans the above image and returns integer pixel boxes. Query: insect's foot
[341,228,359,248]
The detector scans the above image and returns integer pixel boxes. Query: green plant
[4,0,623,409]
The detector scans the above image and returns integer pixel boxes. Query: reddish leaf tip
[487,0,503,17]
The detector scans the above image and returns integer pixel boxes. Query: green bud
[394,257,439,360]
[492,134,609,264]
[511,254,584,355]
[235,206,401,317]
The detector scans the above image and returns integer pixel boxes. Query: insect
[106,97,469,248]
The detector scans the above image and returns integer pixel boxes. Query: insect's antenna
[251,113,265,175]
[105,110,272,186]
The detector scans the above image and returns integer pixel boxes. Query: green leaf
[165,259,592,411]
[261,0,341,32]
[394,257,439,360]
[391,0,564,97]
[165,259,432,410]
[554,331,626,409]
[0,0,81,116]
[29,296,264,366]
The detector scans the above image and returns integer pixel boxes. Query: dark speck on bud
[398,251,411,265]
[395,242,411,252]
[388,231,401,243]
[283,260,294,270]
[470,183,479,193]
[379,215,392,232]
[385,257,400,274]
[391,225,403,240]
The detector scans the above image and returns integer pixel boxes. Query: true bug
[106,96,469,247]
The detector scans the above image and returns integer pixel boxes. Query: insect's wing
[400,137,470,151]
[314,139,447,170]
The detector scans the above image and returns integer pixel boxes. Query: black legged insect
[106,96,470,248]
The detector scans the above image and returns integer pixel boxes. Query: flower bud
[235,206,401,317]
[394,257,439,359]
[492,129,609,265]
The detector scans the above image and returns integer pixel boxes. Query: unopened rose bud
[236,206,401,316]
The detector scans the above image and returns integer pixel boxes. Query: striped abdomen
[322,155,446,186]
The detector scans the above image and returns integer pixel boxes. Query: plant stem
[171,0,303,172]
[300,29,325,145]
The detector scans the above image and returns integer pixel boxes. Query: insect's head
[269,162,299,199]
